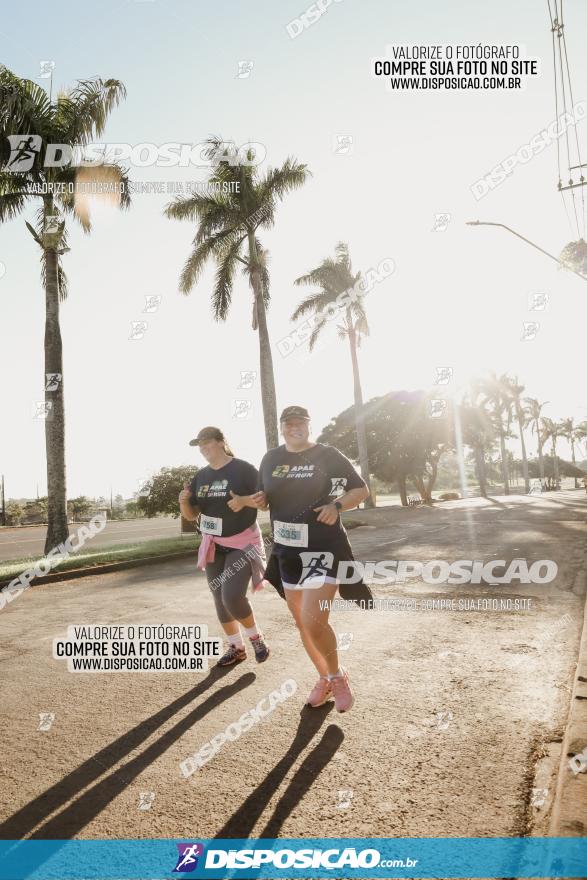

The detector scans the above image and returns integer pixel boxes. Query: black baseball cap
[189,426,225,446]
[280,405,310,422]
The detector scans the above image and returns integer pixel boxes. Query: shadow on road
[0,666,247,840]
[259,724,344,838]
[215,704,340,839]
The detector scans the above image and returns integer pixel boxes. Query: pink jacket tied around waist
[197,523,268,591]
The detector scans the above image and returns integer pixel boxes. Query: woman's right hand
[249,490,268,510]
[179,481,192,505]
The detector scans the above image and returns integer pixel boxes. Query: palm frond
[212,234,245,319]
[178,228,241,295]
[0,67,53,133]
[291,289,338,321]
[56,78,127,143]
[260,157,311,202]
[308,315,329,351]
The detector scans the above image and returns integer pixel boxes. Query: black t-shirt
[188,458,258,540]
[258,443,366,556]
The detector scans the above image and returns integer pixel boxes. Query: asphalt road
[0,491,585,847]
[0,517,183,561]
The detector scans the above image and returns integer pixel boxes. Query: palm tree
[292,243,374,506]
[525,397,548,480]
[476,373,514,495]
[164,137,310,449]
[576,421,587,457]
[459,395,496,497]
[503,376,530,493]
[541,417,562,487]
[0,67,129,552]
[559,417,582,488]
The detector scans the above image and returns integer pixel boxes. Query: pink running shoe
[329,668,354,713]
[306,676,333,707]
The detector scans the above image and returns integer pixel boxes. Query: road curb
[549,550,587,836]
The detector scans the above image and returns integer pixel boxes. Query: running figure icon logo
[299,551,334,586]
[329,477,347,497]
[5,134,42,172]
[272,465,290,477]
[172,843,204,873]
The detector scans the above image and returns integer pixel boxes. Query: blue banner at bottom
[0,838,585,879]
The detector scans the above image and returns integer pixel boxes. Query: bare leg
[300,582,339,676]
[236,612,256,629]
[285,583,338,676]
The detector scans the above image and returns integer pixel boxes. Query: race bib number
[200,515,222,536]
[274,520,308,547]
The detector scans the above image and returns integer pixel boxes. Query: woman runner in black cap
[179,426,270,667]
[251,407,369,712]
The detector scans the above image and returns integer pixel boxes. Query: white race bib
[274,520,308,547]
[200,515,223,536]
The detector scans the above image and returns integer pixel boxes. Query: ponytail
[223,439,234,456]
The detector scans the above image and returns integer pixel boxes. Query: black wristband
[334,500,343,511]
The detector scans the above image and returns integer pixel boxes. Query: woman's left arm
[314,487,369,524]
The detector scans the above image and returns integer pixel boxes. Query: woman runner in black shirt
[252,406,369,712]
[179,426,270,666]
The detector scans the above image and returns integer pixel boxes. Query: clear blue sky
[1,0,586,498]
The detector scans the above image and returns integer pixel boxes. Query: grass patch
[0,535,201,582]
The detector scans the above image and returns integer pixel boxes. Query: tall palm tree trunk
[247,233,278,450]
[43,241,69,553]
[571,439,578,488]
[517,409,530,493]
[348,329,374,508]
[475,445,488,497]
[552,439,560,483]
[535,420,545,479]
[499,426,510,494]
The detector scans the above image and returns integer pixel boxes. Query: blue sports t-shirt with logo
[188,458,258,540]
[257,443,366,557]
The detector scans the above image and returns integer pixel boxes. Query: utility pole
[1,474,5,526]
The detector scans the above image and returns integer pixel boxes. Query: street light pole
[466,220,587,284]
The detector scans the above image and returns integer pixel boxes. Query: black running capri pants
[205,546,254,624]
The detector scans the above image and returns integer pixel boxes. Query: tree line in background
[319,374,587,506]
[4,494,144,526]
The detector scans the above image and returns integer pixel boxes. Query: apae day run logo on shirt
[208,479,229,497]
[272,463,316,479]
[172,843,204,873]
[330,477,347,497]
